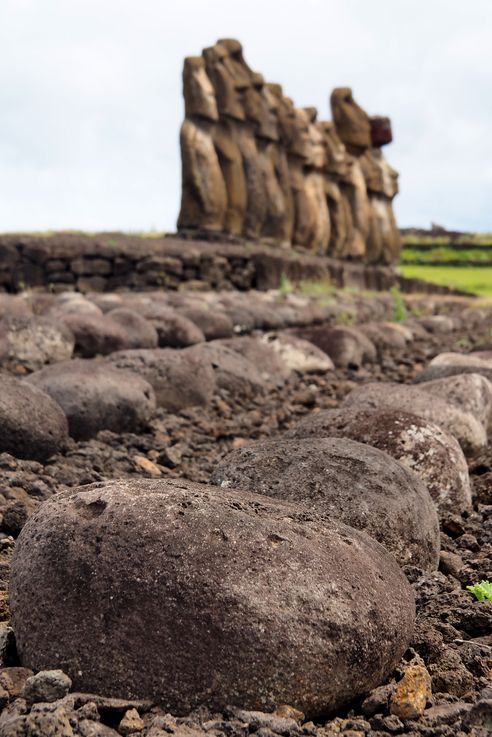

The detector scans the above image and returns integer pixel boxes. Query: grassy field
[401,246,492,263]
[400,264,492,296]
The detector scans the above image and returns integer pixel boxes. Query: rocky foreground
[0,287,491,737]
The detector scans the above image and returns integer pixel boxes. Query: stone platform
[0,232,462,294]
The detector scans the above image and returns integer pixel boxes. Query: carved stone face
[330,87,371,150]
[183,57,219,121]
[203,43,245,121]
[290,108,310,160]
[370,116,393,147]
[216,38,253,90]
[319,120,351,177]
[266,85,298,150]
[243,73,278,141]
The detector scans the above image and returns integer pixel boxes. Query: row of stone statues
[177,39,401,264]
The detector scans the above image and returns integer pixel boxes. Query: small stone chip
[390,663,432,719]
[118,708,144,735]
[133,456,162,477]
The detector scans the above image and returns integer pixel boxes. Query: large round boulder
[0,316,74,369]
[260,333,335,373]
[132,304,205,348]
[26,360,155,440]
[178,307,234,340]
[60,314,129,357]
[286,408,472,515]
[185,343,268,399]
[211,437,439,570]
[106,308,158,349]
[0,375,68,461]
[10,478,415,718]
[416,373,492,431]
[106,348,216,412]
[294,326,375,368]
[342,382,486,456]
[216,337,290,384]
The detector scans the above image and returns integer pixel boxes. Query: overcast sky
[1,0,491,233]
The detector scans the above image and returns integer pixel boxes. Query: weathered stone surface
[106,308,158,349]
[185,342,268,398]
[415,315,456,334]
[414,362,492,385]
[132,304,205,348]
[212,436,439,569]
[0,317,74,369]
[330,88,371,150]
[0,295,32,320]
[389,663,432,720]
[294,326,375,367]
[23,670,72,704]
[417,373,492,431]
[179,307,234,340]
[60,314,129,357]
[286,407,472,515]
[26,360,155,440]
[260,332,335,373]
[10,478,415,717]
[216,336,290,383]
[0,375,68,461]
[106,348,216,411]
[342,382,487,456]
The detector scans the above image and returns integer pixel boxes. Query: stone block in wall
[136,256,183,276]
[76,276,107,292]
[113,258,132,276]
[71,257,112,276]
[199,255,230,285]
[47,272,76,284]
[45,259,68,274]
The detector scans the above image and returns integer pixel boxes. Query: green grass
[402,246,492,263]
[402,233,492,247]
[400,264,492,296]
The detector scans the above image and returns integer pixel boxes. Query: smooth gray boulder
[294,326,375,368]
[212,437,439,570]
[0,375,68,461]
[178,307,234,340]
[342,382,487,456]
[185,342,268,398]
[417,373,492,431]
[10,478,415,718]
[0,317,74,369]
[106,308,158,349]
[106,348,216,412]
[26,360,155,440]
[216,337,290,384]
[286,408,472,515]
[132,304,205,348]
[260,333,335,373]
[61,314,129,357]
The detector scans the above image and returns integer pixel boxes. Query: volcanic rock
[185,342,268,398]
[211,436,439,569]
[294,326,375,368]
[10,478,415,718]
[106,348,216,411]
[285,408,472,515]
[0,375,68,461]
[342,382,487,456]
[106,308,159,349]
[260,332,335,373]
[26,360,155,440]
[61,314,129,357]
[178,307,234,340]
[0,316,74,369]
[417,373,492,431]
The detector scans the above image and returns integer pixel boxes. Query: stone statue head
[216,38,253,90]
[182,56,219,121]
[330,87,371,150]
[370,116,393,147]
[319,120,351,178]
[202,42,245,121]
[289,108,310,160]
[266,85,299,149]
[243,72,278,141]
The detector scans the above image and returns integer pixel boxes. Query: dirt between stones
[0,296,491,736]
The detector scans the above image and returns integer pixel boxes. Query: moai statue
[359,116,401,264]
[282,102,313,248]
[177,57,227,233]
[205,40,267,240]
[330,88,372,260]
[202,42,247,235]
[318,120,353,258]
[243,73,288,245]
[303,108,331,253]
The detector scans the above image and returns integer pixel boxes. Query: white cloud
[0,0,491,231]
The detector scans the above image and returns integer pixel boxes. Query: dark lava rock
[294,326,375,368]
[26,359,155,440]
[185,342,268,398]
[216,337,290,384]
[415,362,492,385]
[285,408,472,515]
[106,308,159,349]
[106,348,216,411]
[133,304,205,347]
[10,478,415,719]
[211,436,439,570]
[61,313,129,357]
[0,375,68,461]
[342,381,487,456]
[179,307,234,340]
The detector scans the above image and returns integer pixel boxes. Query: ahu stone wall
[177,39,401,265]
